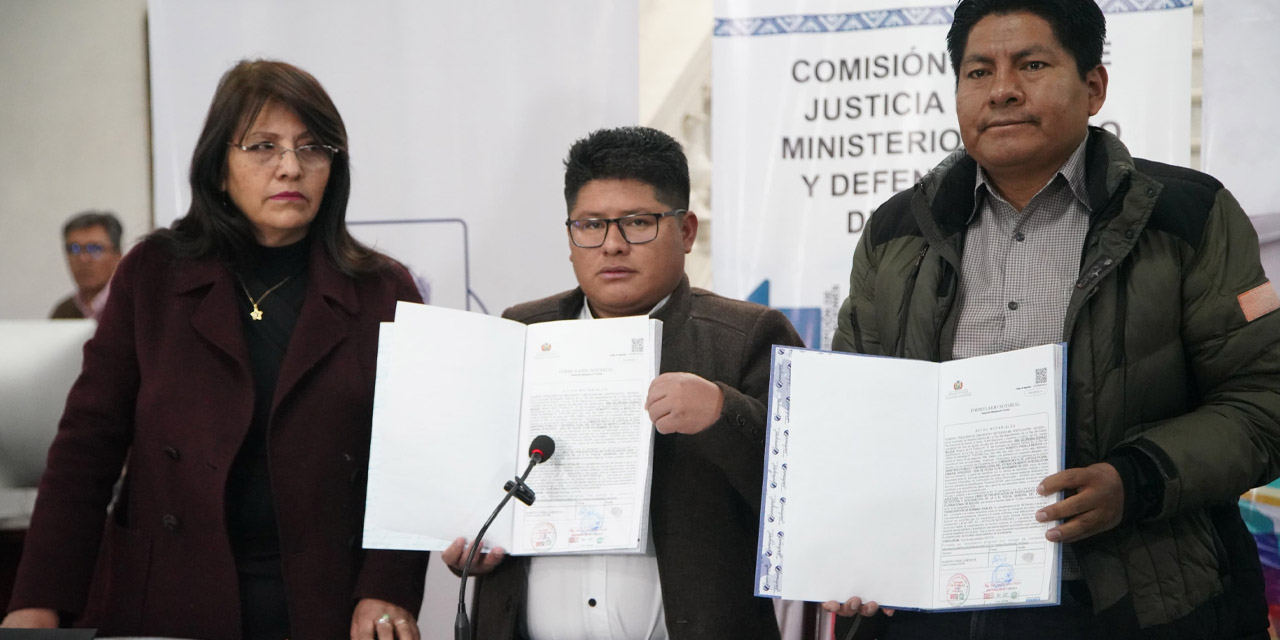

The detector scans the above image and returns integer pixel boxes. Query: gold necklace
[238,275,293,321]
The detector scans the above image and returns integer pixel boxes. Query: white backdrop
[1202,0,1280,283]
[711,0,1192,348]
[149,0,638,315]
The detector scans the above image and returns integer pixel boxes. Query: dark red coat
[9,238,428,639]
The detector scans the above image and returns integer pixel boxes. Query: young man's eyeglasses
[566,210,685,248]
[65,242,113,259]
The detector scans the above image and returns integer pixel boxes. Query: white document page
[931,344,1064,608]
[510,316,661,555]
[757,343,1065,610]
[363,301,527,551]
[761,348,939,605]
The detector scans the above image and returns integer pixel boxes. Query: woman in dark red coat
[2,60,427,640]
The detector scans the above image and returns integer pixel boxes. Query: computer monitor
[0,320,95,489]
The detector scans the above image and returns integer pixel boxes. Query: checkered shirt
[952,138,1091,360]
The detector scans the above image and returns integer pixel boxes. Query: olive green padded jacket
[833,128,1280,637]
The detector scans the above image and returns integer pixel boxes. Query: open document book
[362,302,661,555]
[757,343,1066,610]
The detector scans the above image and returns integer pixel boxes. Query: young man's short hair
[563,126,690,211]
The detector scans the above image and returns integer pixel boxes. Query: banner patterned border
[714,0,1194,37]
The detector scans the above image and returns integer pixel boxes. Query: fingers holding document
[646,372,724,435]
[442,536,506,575]
[821,596,896,617]
[1035,462,1124,543]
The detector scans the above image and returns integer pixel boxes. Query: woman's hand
[1,607,59,628]
[351,598,419,640]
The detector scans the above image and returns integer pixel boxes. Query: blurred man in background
[49,210,122,320]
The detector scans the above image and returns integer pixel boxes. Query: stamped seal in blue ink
[992,563,1014,585]
[579,507,603,532]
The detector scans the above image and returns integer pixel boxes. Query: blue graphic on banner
[749,280,822,348]
[715,8,953,37]
[714,0,1192,37]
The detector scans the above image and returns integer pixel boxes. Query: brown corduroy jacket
[471,275,802,639]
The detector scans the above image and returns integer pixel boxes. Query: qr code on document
[1035,367,1047,384]
[632,338,644,353]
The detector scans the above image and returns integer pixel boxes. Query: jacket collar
[169,237,358,312]
[917,127,1138,237]
[168,237,359,410]
[651,275,693,339]
[557,274,693,340]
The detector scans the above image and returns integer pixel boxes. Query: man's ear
[680,211,699,254]
[1086,64,1108,116]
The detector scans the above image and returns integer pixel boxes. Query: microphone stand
[454,454,542,640]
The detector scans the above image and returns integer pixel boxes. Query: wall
[0,0,152,319]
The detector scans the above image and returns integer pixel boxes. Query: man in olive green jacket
[827,1,1280,639]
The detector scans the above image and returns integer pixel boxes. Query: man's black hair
[563,126,690,212]
[63,210,123,251]
[947,0,1106,80]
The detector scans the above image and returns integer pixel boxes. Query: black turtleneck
[227,237,308,640]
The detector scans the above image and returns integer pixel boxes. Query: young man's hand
[646,372,724,435]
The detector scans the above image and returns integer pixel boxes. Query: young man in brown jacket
[444,126,803,639]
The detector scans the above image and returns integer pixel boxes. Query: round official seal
[530,522,556,550]
[992,563,1014,586]
[580,509,603,532]
[945,574,970,606]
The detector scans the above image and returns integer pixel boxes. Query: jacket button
[1125,230,1135,239]
[163,446,181,461]
[162,514,181,531]
[1146,187,1156,197]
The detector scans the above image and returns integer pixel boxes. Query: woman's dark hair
[152,59,384,276]
[947,0,1106,80]
[563,126,690,211]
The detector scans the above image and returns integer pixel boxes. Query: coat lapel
[173,257,251,372]
[272,241,359,413]
[652,276,692,340]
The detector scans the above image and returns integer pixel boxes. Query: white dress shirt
[522,295,671,640]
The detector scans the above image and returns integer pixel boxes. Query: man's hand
[1036,462,1124,543]
[441,536,505,575]
[646,372,724,435]
[351,598,419,640]
[1,608,58,628]
[821,597,895,618]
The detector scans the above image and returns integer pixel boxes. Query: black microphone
[506,435,556,503]
[455,435,557,640]
[528,434,555,464]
